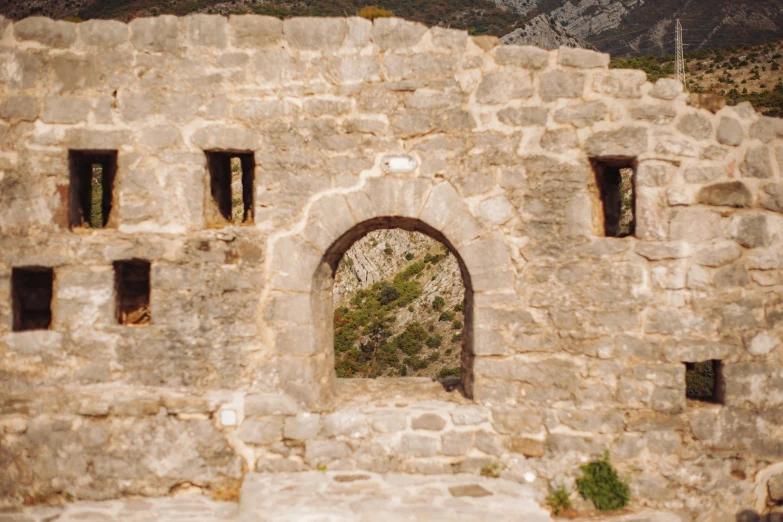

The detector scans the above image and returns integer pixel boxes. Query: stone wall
[0,14,782,519]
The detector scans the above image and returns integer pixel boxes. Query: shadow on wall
[736,510,783,522]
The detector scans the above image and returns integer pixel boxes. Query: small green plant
[545,485,572,516]
[452,319,463,330]
[576,451,630,511]
[317,464,328,472]
[432,296,445,311]
[480,463,500,478]
[357,5,394,20]
[405,252,414,261]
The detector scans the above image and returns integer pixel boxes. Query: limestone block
[185,14,228,48]
[276,323,317,356]
[683,165,727,184]
[645,307,712,336]
[761,182,783,213]
[411,54,458,78]
[750,116,783,142]
[369,410,407,433]
[304,440,352,464]
[441,431,472,456]
[553,101,607,128]
[634,242,689,261]
[361,176,431,221]
[0,94,38,121]
[54,267,114,331]
[677,113,714,140]
[301,194,356,251]
[475,194,514,225]
[696,181,752,208]
[631,103,677,125]
[663,340,732,362]
[584,126,648,158]
[714,264,750,288]
[190,125,261,151]
[229,15,282,48]
[494,45,549,69]
[41,96,93,124]
[65,129,131,150]
[373,18,427,50]
[233,99,299,123]
[264,293,311,325]
[284,17,346,50]
[741,146,774,179]
[748,331,781,356]
[669,208,721,242]
[322,411,368,438]
[245,394,298,416]
[694,242,743,267]
[557,47,609,68]
[769,473,783,503]
[716,116,744,146]
[78,19,130,47]
[541,127,580,154]
[649,78,684,100]
[540,70,584,101]
[451,406,488,426]
[592,70,646,99]
[730,214,770,249]
[14,17,76,47]
[2,330,63,357]
[397,434,438,458]
[284,413,321,441]
[458,232,511,275]
[412,413,447,431]
[475,71,533,104]
[0,49,41,90]
[635,160,676,187]
[270,235,321,292]
[130,16,179,52]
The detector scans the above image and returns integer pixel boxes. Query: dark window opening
[591,160,636,237]
[114,260,151,326]
[205,151,254,226]
[12,267,54,332]
[68,150,117,229]
[685,360,724,403]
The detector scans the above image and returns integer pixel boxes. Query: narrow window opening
[205,151,254,226]
[114,260,151,326]
[591,160,636,237]
[12,267,54,332]
[330,226,471,396]
[68,150,117,229]
[685,360,724,404]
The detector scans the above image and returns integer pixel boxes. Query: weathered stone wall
[1,14,782,518]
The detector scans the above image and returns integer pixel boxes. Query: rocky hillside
[333,230,465,380]
[499,13,585,49]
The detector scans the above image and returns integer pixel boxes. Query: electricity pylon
[675,19,686,88]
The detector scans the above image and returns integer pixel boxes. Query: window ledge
[334,377,471,407]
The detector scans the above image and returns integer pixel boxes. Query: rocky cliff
[499,13,585,49]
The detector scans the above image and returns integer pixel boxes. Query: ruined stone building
[0,13,782,519]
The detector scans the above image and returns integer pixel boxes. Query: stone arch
[265,176,514,407]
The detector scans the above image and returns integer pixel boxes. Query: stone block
[510,436,545,457]
[190,125,261,151]
[284,17,346,50]
[715,263,750,289]
[662,340,731,362]
[245,394,298,416]
[65,129,130,150]
[669,208,721,242]
[634,242,689,260]
[553,101,607,128]
[631,103,677,125]
[750,116,783,142]
[694,241,742,267]
[78,19,129,47]
[558,47,609,68]
[683,165,727,184]
[304,440,352,463]
[748,331,781,356]
[301,194,356,251]
[369,410,407,433]
[761,182,783,213]
[130,16,179,52]
[430,25,467,51]
[541,128,578,152]
[41,96,91,124]
[284,413,320,441]
[475,71,533,104]
[185,14,227,48]
[741,146,774,179]
[636,160,676,187]
[491,406,543,433]
[769,473,783,503]
[497,106,548,126]
[677,113,714,140]
[716,116,744,146]
[14,17,76,47]
[540,70,584,101]
[397,434,438,458]
[441,431,472,456]
[322,411,368,438]
[229,15,282,48]
[451,406,488,426]
[373,18,427,50]
[412,413,447,431]
[592,70,646,98]
[494,45,549,69]
[649,78,683,100]
[696,181,752,208]
[0,94,38,121]
[584,126,648,158]
[731,214,770,248]
[238,417,283,445]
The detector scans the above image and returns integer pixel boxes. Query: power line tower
[675,19,686,88]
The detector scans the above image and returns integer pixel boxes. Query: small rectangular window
[685,360,724,404]
[591,160,635,237]
[68,150,117,229]
[12,267,54,332]
[114,260,151,326]
[205,151,254,226]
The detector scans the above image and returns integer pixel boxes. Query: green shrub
[383,246,393,255]
[439,311,455,322]
[432,296,445,311]
[452,319,463,330]
[451,332,462,343]
[357,5,394,20]
[576,452,630,511]
[378,282,399,305]
[438,366,460,379]
[425,334,442,348]
[454,302,464,312]
[545,485,572,516]
[405,252,414,261]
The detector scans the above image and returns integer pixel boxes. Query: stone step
[237,472,554,521]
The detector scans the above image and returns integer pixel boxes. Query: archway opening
[316,217,474,398]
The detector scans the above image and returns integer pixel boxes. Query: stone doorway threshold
[10,472,683,521]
